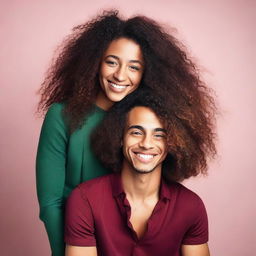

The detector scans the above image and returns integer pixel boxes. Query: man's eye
[154,134,166,139]
[131,131,142,136]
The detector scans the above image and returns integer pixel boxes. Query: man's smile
[122,106,167,174]
[133,151,158,163]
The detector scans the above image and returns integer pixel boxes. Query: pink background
[1,0,255,255]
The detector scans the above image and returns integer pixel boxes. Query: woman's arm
[36,103,68,256]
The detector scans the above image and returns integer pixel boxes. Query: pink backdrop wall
[1,0,255,255]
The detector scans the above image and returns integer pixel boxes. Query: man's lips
[133,151,158,163]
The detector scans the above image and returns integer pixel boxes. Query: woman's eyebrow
[129,60,143,65]
[105,55,119,60]
[105,55,143,65]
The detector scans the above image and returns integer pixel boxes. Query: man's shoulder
[77,174,114,197]
[169,182,205,206]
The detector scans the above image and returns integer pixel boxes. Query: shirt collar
[111,173,171,200]
[159,179,171,200]
[111,173,124,197]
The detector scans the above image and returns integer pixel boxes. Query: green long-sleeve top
[36,103,110,256]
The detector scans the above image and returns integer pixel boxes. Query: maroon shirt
[65,174,208,256]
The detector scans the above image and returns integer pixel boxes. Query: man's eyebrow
[128,125,144,131]
[127,126,167,133]
[105,55,143,65]
[155,128,167,133]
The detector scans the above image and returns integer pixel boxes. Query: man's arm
[181,243,210,256]
[65,187,97,255]
[65,245,97,256]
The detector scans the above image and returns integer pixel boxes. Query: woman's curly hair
[38,9,216,135]
[92,89,216,182]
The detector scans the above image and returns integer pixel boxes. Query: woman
[36,10,216,256]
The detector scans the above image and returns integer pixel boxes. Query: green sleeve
[36,103,68,256]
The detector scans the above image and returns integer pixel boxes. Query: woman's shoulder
[44,102,65,121]
[46,103,104,124]
[42,103,105,135]
[46,102,65,115]
[42,102,68,132]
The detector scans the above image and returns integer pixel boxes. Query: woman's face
[96,37,144,110]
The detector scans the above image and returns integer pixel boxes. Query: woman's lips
[108,81,129,92]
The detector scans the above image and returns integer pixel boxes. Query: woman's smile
[96,37,144,110]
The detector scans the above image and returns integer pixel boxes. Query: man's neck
[121,164,162,203]
[120,163,162,239]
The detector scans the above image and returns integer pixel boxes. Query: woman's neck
[95,91,113,110]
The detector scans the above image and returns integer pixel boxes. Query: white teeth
[137,154,154,160]
[110,82,126,89]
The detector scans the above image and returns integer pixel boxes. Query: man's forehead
[125,106,164,129]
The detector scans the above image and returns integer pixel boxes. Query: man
[65,90,212,256]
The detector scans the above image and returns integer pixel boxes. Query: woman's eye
[105,60,117,66]
[129,65,140,71]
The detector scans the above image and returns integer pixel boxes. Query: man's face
[122,106,167,174]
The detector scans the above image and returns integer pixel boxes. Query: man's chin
[133,167,155,174]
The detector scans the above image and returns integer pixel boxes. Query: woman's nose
[113,66,127,82]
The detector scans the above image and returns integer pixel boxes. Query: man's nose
[139,135,154,149]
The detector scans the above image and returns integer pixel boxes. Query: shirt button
[133,246,141,256]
